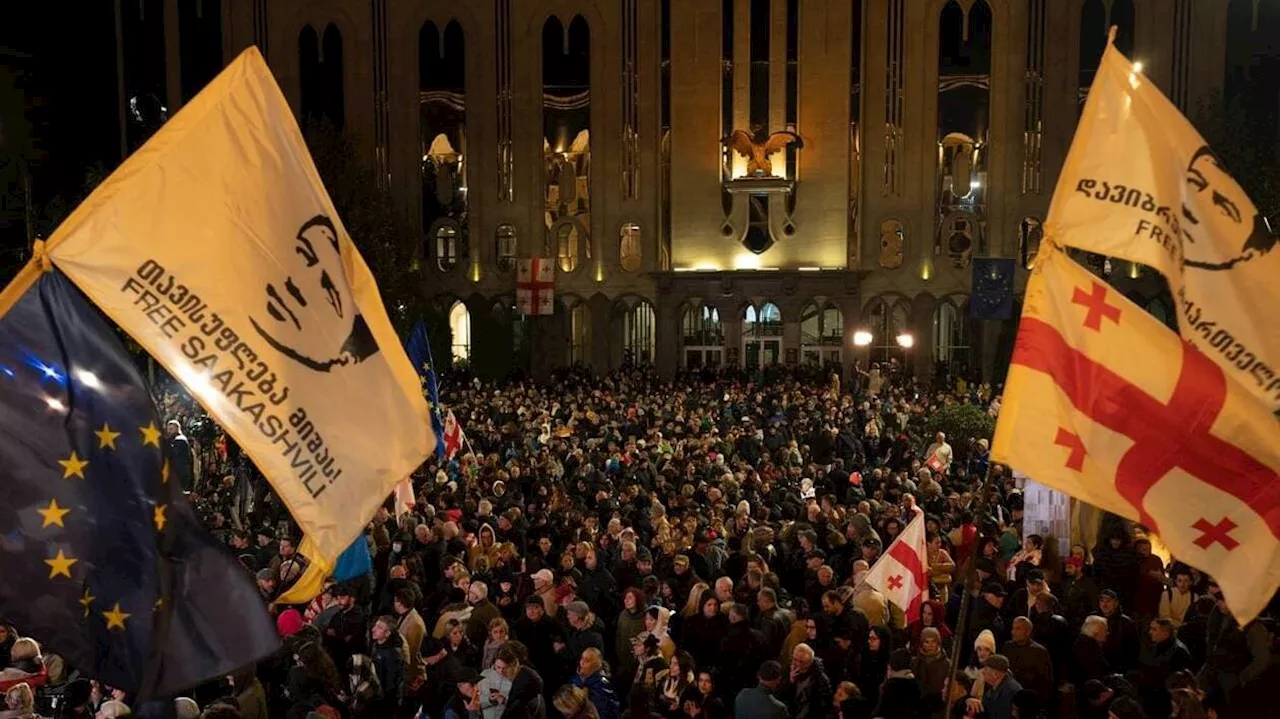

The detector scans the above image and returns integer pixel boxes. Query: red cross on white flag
[516,258,556,316]
[443,409,465,460]
[863,512,929,623]
[993,243,1280,624]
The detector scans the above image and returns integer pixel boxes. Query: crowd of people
[0,362,1276,719]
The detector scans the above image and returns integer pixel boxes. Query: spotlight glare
[852,330,873,347]
[75,369,102,390]
[45,397,66,412]
[896,333,915,349]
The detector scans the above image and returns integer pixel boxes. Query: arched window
[624,301,655,365]
[932,298,969,374]
[681,303,724,368]
[434,223,460,272]
[496,223,518,272]
[449,301,471,363]
[800,303,844,366]
[556,222,579,272]
[620,223,642,272]
[866,296,911,366]
[570,303,591,365]
[299,24,345,129]
[742,302,782,368]
[743,302,782,337]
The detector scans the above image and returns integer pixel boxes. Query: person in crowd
[370,615,407,716]
[1097,590,1140,673]
[1159,568,1198,628]
[1071,616,1111,689]
[1001,616,1052,710]
[971,654,1022,719]
[572,648,620,719]
[910,627,949,718]
[733,661,787,719]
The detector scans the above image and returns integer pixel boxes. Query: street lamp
[852,330,873,347]
[896,332,914,349]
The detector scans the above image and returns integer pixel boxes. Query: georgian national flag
[443,409,466,460]
[992,243,1280,623]
[864,513,929,622]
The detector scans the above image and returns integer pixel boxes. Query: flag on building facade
[0,266,277,697]
[992,242,1280,623]
[516,258,556,316]
[1046,36,1280,411]
[970,258,1016,320]
[39,47,433,595]
[863,513,929,623]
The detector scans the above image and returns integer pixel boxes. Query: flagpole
[944,462,998,706]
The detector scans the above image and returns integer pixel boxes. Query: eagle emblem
[722,127,805,177]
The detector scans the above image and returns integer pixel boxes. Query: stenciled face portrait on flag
[1046,41,1280,412]
[40,48,433,566]
[250,214,380,373]
[1180,146,1277,271]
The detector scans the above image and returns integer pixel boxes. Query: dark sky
[1,2,121,203]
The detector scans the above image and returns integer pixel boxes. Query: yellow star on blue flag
[0,268,279,698]
[405,320,446,458]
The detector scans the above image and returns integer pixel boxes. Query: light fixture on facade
[852,330,873,347]
[896,332,915,349]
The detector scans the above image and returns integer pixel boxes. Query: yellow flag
[992,243,1280,623]
[1047,40,1280,411]
[43,48,433,576]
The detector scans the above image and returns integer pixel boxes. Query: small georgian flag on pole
[863,512,930,623]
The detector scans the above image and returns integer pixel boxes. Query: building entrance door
[744,338,780,368]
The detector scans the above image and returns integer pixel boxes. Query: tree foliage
[924,402,996,448]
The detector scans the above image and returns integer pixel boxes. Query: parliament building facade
[144,0,1273,380]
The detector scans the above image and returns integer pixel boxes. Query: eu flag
[970,258,1017,320]
[0,268,278,697]
[405,319,446,458]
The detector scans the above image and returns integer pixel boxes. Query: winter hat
[974,629,997,653]
[532,569,554,586]
[276,608,305,637]
[983,654,1010,672]
[173,697,201,719]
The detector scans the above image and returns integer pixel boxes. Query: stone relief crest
[879,219,905,269]
[940,211,978,269]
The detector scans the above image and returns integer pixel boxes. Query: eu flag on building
[0,266,278,697]
[405,319,446,457]
[970,258,1017,320]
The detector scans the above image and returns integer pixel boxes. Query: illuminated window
[624,302,655,365]
[449,301,471,363]
[496,223,517,272]
[932,299,969,368]
[434,224,459,272]
[800,303,844,365]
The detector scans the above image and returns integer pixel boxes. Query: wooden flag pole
[944,462,999,708]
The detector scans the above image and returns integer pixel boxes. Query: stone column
[655,294,682,378]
